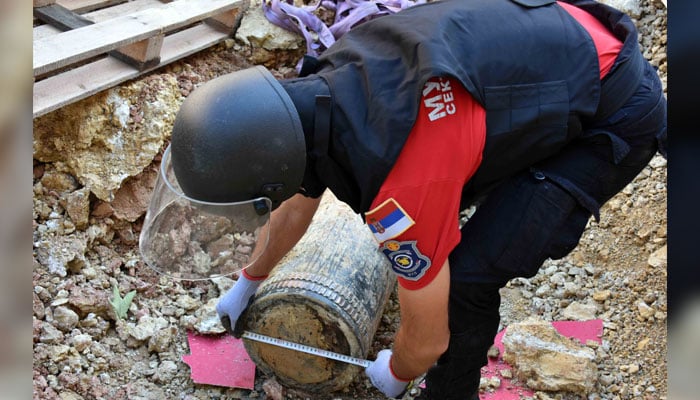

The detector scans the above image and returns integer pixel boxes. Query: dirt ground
[32,1,667,399]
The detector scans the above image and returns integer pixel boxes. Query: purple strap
[262,0,425,59]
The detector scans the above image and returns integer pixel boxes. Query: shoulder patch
[380,240,431,281]
[365,198,415,243]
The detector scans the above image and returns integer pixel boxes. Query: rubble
[501,319,598,394]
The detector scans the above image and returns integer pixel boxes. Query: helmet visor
[139,145,271,280]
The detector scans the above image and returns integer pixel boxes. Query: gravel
[32,1,667,399]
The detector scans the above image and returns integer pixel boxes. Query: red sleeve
[365,77,486,290]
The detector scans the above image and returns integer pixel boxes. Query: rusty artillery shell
[241,192,395,392]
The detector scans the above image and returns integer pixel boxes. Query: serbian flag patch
[365,198,415,243]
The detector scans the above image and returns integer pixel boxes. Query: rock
[593,290,612,302]
[71,334,92,352]
[637,301,655,320]
[53,306,80,331]
[193,298,226,335]
[130,316,169,341]
[560,301,597,320]
[148,327,175,353]
[211,276,235,293]
[34,235,88,277]
[235,0,304,65]
[68,286,111,318]
[501,319,597,394]
[648,155,667,169]
[154,360,178,383]
[40,323,65,344]
[487,345,500,359]
[40,170,80,193]
[33,292,46,319]
[175,295,200,311]
[125,379,166,400]
[110,166,158,222]
[59,390,84,400]
[647,245,666,268]
[64,188,91,230]
[262,377,285,400]
[33,75,181,202]
[636,337,651,351]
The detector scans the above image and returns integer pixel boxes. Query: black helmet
[170,66,306,209]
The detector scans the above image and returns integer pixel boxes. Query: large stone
[502,319,598,394]
[33,74,181,202]
[235,0,305,65]
[647,245,667,268]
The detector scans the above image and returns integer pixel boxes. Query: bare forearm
[246,194,321,277]
[390,262,451,379]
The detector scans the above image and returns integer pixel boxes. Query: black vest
[293,0,641,213]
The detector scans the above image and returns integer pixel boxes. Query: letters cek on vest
[298,0,640,214]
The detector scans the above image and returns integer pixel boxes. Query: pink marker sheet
[182,332,256,389]
[478,319,603,399]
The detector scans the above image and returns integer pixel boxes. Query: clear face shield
[139,145,271,280]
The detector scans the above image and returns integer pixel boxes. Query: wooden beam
[205,7,244,33]
[33,0,244,76]
[33,23,231,118]
[84,0,167,23]
[33,3,163,71]
[56,0,127,14]
[112,34,165,70]
[33,4,93,31]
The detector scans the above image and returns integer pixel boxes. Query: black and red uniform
[280,0,666,397]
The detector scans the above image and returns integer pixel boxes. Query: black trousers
[419,62,667,399]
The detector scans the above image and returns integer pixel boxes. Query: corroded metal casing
[242,192,395,392]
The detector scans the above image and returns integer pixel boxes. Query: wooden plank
[33,0,166,40]
[34,3,164,71]
[34,24,62,41]
[205,7,243,33]
[33,23,230,118]
[56,0,127,14]
[83,0,169,23]
[33,0,242,76]
[34,4,93,31]
[112,35,165,70]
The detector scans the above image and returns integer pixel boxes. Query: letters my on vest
[297,0,640,213]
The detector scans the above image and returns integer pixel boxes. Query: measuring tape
[241,331,372,368]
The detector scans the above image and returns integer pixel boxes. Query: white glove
[216,271,265,337]
[365,349,411,398]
